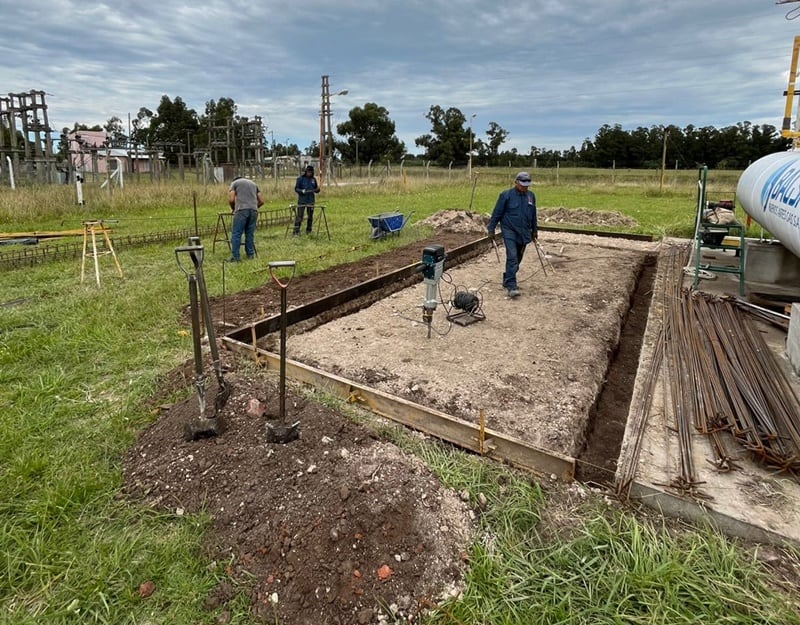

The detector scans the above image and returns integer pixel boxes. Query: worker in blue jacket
[487,171,538,298]
[293,165,320,236]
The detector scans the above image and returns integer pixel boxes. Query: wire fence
[0,207,292,270]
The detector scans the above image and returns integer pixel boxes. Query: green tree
[591,124,634,168]
[148,95,199,163]
[195,97,239,152]
[335,102,405,165]
[203,97,238,125]
[131,107,154,146]
[747,123,785,166]
[484,121,509,166]
[104,116,127,148]
[275,142,300,157]
[577,122,790,169]
[415,105,472,167]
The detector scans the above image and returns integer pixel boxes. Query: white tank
[737,151,800,259]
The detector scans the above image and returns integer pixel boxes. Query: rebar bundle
[617,243,800,500]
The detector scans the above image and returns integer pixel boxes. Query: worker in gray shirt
[227,176,263,261]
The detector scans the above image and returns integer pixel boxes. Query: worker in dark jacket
[487,171,538,298]
[293,165,320,236]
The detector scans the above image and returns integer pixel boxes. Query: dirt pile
[124,365,474,624]
[539,207,638,228]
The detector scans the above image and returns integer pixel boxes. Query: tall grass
[431,501,800,625]
[1,166,738,230]
[1,170,796,624]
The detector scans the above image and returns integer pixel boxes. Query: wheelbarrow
[367,211,413,240]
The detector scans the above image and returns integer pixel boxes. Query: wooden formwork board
[224,236,492,345]
[222,336,576,481]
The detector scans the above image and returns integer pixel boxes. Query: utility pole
[468,113,476,179]
[659,126,668,191]
[319,75,328,183]
[269,130,276,190]
[318,75,348,186]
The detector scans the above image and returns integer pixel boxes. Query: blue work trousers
[293,204,315,234]
[230,209,257,260]
[502,237,527,289]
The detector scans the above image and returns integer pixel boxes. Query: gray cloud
[1,0,797,153]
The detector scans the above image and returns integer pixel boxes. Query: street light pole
[468,113,476,179]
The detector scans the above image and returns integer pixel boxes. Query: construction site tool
[420,245,446,338]
[175,237,230,441]
[265,260,300,444]
[468,173,479,211]
[447,289,485,326]
[490,233,501,262]
[533,238,555,276]
[367,211,414,239]
[81,220,123,286]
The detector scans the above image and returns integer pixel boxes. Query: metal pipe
[6,156,14,190]
[279,283,288,421]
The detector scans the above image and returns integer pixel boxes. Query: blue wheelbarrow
[367,211,413,239]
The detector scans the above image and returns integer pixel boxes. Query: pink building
[67,130,159,174]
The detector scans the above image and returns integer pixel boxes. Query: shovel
[176,237,229,440]
[491,234,501,262]
[265,260,300,444]
[533,238,555,276]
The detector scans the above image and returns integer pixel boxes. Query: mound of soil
[539,207,638,228]
[125,365,473,624]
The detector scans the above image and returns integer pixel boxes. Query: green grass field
[2,168,798,624]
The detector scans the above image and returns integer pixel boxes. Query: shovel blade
[265,420,301,444]
[214,378,232,412]
[184,415,225,441]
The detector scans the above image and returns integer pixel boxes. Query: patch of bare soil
[120,209,667,624]
[577,256,657,486]
[285,230,659,458]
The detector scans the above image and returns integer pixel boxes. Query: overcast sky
[2,0,800,155]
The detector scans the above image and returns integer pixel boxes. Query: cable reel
[447,287,485,326]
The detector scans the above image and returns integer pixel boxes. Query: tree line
[56,93,792,170]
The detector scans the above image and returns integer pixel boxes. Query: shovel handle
[175,243,203,277]
[268,260,296,289]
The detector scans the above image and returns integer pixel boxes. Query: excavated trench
[575,255,657,486]
[223,229,661,482]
